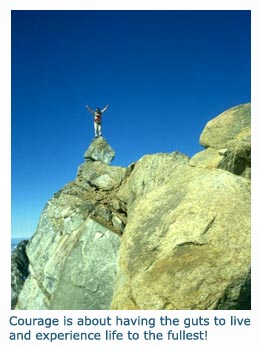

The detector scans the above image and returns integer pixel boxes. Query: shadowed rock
[11,240,29,309]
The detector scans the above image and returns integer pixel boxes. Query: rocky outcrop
[84,136,115,164]
[111,154,250,310]
[15,138,126,310]
[14,103,251,310]
[190,103,251,179]
[11,240,29,309]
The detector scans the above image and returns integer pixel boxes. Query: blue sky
[11,10,251,238]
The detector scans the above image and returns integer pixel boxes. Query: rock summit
[84,136,115,164]
[12,103,251,310]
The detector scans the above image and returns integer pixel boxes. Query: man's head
[96,107,101,112]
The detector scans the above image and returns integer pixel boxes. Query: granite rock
[14,103,251,310]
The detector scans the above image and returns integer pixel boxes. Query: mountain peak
[12,103,251,311]
[84,137,115,164]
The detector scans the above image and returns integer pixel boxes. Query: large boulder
[111,154,250,310]
[117,152,190,209]
[76,161,126,191]
[190,103,251,179]
[199,103,250,150]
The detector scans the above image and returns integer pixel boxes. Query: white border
[1,1,259,350]
[0,0,255,11]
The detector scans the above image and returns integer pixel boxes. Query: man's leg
[98,124,102,137]
[94,123,98,137]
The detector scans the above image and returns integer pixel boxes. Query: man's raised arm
[101,105,109,113]
[86,105,94,114]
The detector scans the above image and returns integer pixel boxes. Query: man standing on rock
[86,104,109,138]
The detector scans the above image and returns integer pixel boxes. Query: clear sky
[11,10,251,238]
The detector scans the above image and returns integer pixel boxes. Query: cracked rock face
[14,103,251,310]
[50,217,120,310]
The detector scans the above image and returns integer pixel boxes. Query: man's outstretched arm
[86,105,94,114]
[101,105,109,113]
